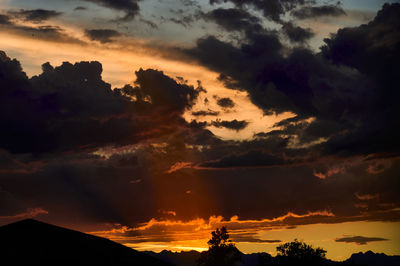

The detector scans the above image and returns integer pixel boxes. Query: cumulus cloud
[186,3,400,160]
[0,51,199,154]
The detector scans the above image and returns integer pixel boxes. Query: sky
[0,0,399,261]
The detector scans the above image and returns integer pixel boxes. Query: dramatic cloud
[0,51,200,154]
[85,29,122,43]
[8,9,62,23]
[92,211,334,245]
[0,3,399,256]
[186,3,400,159]
[84,0,142,21]
[335,235,389,245]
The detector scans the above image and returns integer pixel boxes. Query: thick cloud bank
[0,5,399,247]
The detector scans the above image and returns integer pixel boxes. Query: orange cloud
[166,162,194,174]
[90,210,335,248]
[313,166,344,179]
[355,192,379,201]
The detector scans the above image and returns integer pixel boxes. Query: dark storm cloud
[144,3,400,224]
[0,51,200,154]
[186,3,400,159]
[84,0,142,21]
[85,29,122,43]
[0,152,161,227]
[210,119,249,131]
[335,235,389,245]
[319,3,400,157]
[123,68,200,112]
[8,9,62,23]
[282,22,314,43]
[1,2,400,233]
[291,3,345,19]
[200,8,262,33]
[216,97,235,108]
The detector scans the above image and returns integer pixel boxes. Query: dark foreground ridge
[145,249,400,266]
[1,219,399,266]
[0,219,171,266]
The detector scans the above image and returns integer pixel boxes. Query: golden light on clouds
[0,30,296,141]
[91,215,400,260]
[1,1,399,263]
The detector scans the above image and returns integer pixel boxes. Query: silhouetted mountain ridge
[146,249,400,266]
[0,219,171,266]
[1,219,399,266]
[344,250,400,266]
[145,250,273,266]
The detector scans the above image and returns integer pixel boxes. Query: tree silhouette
[197,226,241,266]
[271,239,327,266]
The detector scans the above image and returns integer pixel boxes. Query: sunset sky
[0,0,399,260]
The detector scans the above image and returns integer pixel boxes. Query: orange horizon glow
[89,217,400,260]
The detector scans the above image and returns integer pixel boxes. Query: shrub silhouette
[197,226,242,266]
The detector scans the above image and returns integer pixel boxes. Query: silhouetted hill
[146,249,400,266]
[145,250,200,265]
[0,219,172,266]
[344,251,400,266]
